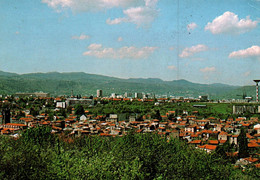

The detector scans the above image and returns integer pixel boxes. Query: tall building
[1,108,11,124]
[97,89,103,98]
[124,92,132,98]
[111,93,116,98]
[135,92,143,99]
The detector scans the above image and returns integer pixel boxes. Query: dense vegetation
[0,71,254,99]
[0,127,259,179]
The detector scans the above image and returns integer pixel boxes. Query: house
[189,140,202,147]
[229,134,239,145]
[129,116,136,122]
[218,131,228,141]
[185,125,196,133]
[215,124,223,132]
[106,114,118,122]
[236,157,259,168]
[208,140,219,145]
[198,144,217,153]
[80,115,87,122]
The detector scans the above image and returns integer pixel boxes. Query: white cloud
[167,65,177,70]
[42,0,144,12]
[107,6,158,28]
[83,44,158,59]
[145,0,158,7]
[106,18,128,25]
[88,43,102,50]
[187,22,197,31]
[72,34,90,40]
[228,45,260,59]
[43,0,159,28]
[179,44,208,58]
[118,37,123,42]
[205,11,258,34]
[200,67,216,73]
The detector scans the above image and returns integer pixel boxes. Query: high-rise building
[124,92,132,98]
[2,108,10,124]
[135,92,143,99]
[111,93,116,98]
[97,89,103,98]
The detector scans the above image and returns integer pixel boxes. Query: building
[106,114,118,122]
[135,92,143,99]
[97,89,103,98]
[65,98,93,106]
[56,102,66,108]
[199,95,208,101]
[1,108,11,124]
[233,105,260,114]
[111,93,117,98]
[15,92,49,98]
[124,92,132,98]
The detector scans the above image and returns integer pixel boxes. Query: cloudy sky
[0,0,259,85]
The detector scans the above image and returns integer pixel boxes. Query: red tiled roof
[208,140,219,145]
[136,129,143,133]
[198,144,217,150]
[189,140,201,144]
[219,131,228,136]
[248,142,260,148]
[5,123,27,127]
[246,133,254,139]
[1,130,11,134]
[226,152,238,157]
[254,133,260,137]
[255,163,260,168]
[244,157,258,163]
[191,134,198,138]
[219,140,227,144]
[99,133,112,137]
[208,117,216,120]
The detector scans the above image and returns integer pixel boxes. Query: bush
[0,128,257,179]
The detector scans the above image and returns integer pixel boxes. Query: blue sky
[0,0,259,85]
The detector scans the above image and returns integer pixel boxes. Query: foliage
[238,127,249,158]
[0,71,247,98]
[74,104,84,116]
[0,127,257,179]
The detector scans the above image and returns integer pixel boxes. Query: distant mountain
[0,71,19,77]
[0,71,254,99]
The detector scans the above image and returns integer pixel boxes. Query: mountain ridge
[0,70,255,99]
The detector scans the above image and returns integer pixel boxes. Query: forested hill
[0,71,254,98]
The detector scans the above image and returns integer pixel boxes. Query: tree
[238,127,249,158]
[152,109,162,120]
[168,113,175,121]
[74,104,84,115]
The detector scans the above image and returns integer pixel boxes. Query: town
[1,89,259,170]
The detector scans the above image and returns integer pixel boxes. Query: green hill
[0,71,255,99]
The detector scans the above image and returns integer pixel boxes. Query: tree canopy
[0,127,258,179]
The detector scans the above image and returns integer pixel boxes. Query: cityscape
[0,0,260,179]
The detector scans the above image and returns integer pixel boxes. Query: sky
[0,0,259,86]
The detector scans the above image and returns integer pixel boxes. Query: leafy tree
[238,127,249,158]
[0,127,257,179]
[152,109,162,120]
[74,104,84,115]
